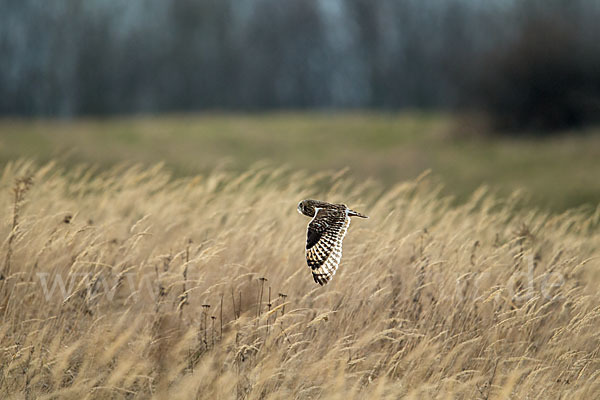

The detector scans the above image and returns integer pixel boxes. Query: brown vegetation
[0,161,598,399]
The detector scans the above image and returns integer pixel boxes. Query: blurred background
[1,0,599,211]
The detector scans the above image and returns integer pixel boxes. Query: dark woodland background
[2,0,600,132]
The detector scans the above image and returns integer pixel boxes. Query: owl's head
[297,199,323,217]
[297,200,311,217]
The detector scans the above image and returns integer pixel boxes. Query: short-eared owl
[297,199,368,285]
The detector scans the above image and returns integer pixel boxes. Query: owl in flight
[297,199,368,285]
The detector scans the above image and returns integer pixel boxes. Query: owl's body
[297,199,367,285]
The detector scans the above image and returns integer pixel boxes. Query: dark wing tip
[348,210,368,218]
[312,272,330,286]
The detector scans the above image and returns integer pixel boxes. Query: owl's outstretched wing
[305,208,350,285]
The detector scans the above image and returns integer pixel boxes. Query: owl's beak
[297,204,303,215]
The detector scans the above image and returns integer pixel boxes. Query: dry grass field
[0,160,599,399]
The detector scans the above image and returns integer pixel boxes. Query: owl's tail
[348,209,368,218]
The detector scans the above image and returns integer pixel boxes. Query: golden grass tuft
[0,160,599,399]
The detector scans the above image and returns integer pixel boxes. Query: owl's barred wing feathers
[305,208,351,285]
[298,199,368,285]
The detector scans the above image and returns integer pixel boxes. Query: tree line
[1,0,599,130]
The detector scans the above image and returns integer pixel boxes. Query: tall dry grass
[0,160,598,399]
